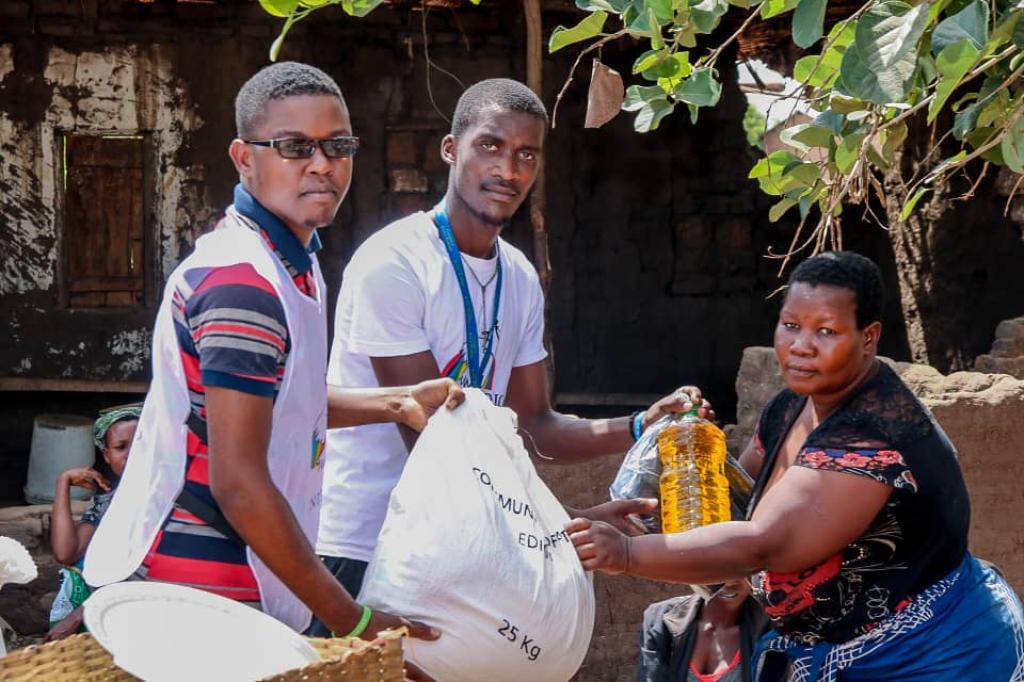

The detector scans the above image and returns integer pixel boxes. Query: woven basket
[0,630,407,681]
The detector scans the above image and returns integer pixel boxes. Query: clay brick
[720,218,751,251]
[389,168,429,193]
[422,133,447,173]
[386,132,417,166]
[32,0,81,17]
[0,1,31,19]
[393,193,433,217]
[675,217,711,249]
[240,23,273,38]
[37,18,77,37]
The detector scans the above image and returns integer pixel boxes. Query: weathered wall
[975,316,1024,378]
[729,346,1024,596]
[0,0,910,413]
[0,32,209,381]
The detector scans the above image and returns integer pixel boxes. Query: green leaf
[633,49,668,74]
[966,125,999,151]
[881,121,908,164]
[769,197,798,222]
[634,98,676,132]
[623,4,640,28]
[827,18,857,48]
[644,0,674,23]
[691,0,730,33]
[260,0,298,17]
[749,150,801,195]
[793,48,845,88]
[780,125,813,153]
[835,132,866,173]
[840,1,930,105]
[990,10,1021,48]
[623,85,666,111]
[792,0,827,48]
[931,0,989,54]
[761,0,799,19]
[340,0,382,17]
[793,124,836,148]
[1002,114,1024,173]
[953,101,981,139]
[1015,9,1024,51]
[672,67,722,107]
[977,92,1011,128]
[639,51,692,81]
[866,142,890,170]
[793,55,830,87]
[814,109,846,134]
[927,39,981,123]
[550,11,608,53]
[676,22,700,47]
[930,149,969,176]
[785,162,821,187]
[687,103,701,124]
[900,187,931,220]
[831,94,870,113]
[648,8,666,48]
[576,0,628,10]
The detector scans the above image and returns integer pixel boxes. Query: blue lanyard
[433,201,502,388]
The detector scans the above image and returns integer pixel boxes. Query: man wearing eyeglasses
[84,62,459,649]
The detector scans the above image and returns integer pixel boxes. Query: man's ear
[440,134,456,167]
[864,321,882,353]
[228,138,253,180]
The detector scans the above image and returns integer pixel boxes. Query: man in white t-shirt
[311,79,710,633]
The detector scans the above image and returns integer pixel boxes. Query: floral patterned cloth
[748,362,970,644]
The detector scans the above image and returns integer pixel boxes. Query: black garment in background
[749,361,971,644]
[304,556,369,637]
[637,594,768,682]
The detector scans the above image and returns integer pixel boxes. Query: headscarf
[94,404,142,450]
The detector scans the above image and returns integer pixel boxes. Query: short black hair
[451,78,548,137]
[235,62,345,138]
[788,251,884,329]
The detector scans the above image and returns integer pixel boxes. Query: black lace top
[748,361,970,644]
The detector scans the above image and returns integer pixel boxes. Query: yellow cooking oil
[656,410,730,533]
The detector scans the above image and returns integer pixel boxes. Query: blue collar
[233,184,322,274]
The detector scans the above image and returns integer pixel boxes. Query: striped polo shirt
[135,184,321,604]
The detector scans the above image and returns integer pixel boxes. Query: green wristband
[334,604,373,639]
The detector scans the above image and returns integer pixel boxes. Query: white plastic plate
[84,581,319,681]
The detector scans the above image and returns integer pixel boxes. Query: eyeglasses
[244,136,360,159]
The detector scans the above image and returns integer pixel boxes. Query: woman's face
[102,419,138,477]
[774,282,880,397]
[706,579,752,619]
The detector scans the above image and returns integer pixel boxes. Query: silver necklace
[462,255,499,346]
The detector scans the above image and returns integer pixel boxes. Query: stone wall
[975,316,1024,378]
[729,346,1024,595]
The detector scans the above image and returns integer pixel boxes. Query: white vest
[84,208,328,632]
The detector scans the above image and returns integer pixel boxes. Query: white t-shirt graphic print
[316,210,548,561]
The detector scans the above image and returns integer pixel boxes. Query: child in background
[46,405,140,640]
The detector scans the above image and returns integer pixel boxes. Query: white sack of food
[358,389,595,682]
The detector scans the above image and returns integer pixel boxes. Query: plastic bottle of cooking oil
[656,408,731,533]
